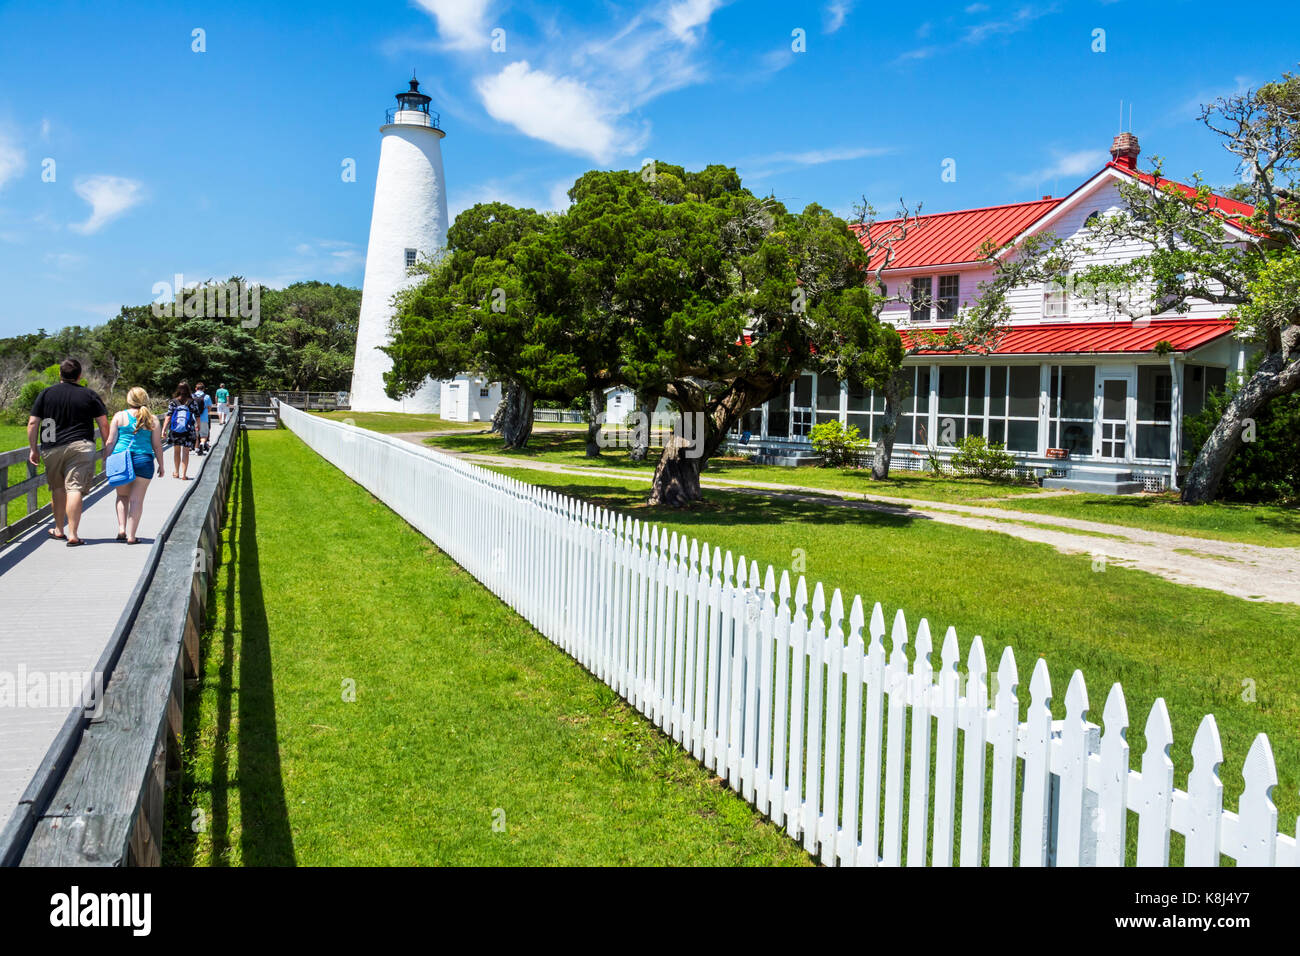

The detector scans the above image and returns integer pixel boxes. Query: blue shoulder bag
[106,448,136,487]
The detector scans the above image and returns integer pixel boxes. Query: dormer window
[937,274,960,322]
[909,276,932,323]
[1043,277,1069,319]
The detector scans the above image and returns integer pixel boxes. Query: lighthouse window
[404,248,417,268]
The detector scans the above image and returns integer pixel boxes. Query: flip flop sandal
[117,532,127,541]
[48,529,66,540]
[66,538,84,547]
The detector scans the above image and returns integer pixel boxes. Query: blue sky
[1,0,1297,338]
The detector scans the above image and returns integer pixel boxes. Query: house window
[404,248,417,268]
[937,274,960,322]
[1043,278,1069,319]
[936,366,986,445]
[1049,365,1095,455]
[1136,366,1173,459]
[480,387,490,397]
[815,373,843,426]
[909,276,932,323]
[1084,210,1101,228]
[767,383,791,439]
[896,366,931,446]
[987,365,1041,453]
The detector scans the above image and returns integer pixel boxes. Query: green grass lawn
[487,464,1300,832]
[310,409,488,433]
[1,422,50,525]
[422,430,1300,547]
[995,492,1300,548]
[166,429,810,866]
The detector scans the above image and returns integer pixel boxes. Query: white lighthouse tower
[349,76,449,412]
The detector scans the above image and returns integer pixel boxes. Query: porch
[728,325,1242,493]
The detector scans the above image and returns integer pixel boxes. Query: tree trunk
[584,387,604,458]
[628,390,653,462]
[498,381,534,449]
[647,396,740,506]
[1182,347,1300,503]
[871,373,905,480]
[648,432,705,506]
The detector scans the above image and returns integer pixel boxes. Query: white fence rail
[276,401,1298,867]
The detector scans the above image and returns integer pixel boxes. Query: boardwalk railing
[4,406,239,866]
[277,401,1298,867]
[239,389,348,411]
[1,445,106,547]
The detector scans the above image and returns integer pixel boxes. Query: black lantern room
[386,76,441,128]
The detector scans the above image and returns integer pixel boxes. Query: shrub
[1183,375,1300,503]
[809,419,868,467]
[950,434,1016,479]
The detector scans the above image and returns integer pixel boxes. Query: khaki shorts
[42,440,96,495]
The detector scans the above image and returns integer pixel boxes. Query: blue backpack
[168,403,193,434]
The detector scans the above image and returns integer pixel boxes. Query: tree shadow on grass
[545,481,922,534]
[169,431,295,865]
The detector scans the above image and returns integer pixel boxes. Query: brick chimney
[1110,132,1140,170]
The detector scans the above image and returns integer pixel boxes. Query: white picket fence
[276,402,1298,866]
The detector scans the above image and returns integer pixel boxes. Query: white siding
[881,176,1237,329]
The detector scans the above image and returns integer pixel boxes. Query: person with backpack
[163,381,201,480]
[215,383,230,425]
[104,386,166,544]
[194,381,213,456]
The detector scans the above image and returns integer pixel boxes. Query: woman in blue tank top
[104,386,166,543]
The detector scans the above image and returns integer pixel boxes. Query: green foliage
[809,419,867,467]
[950,434,1016,480]
[1184,375,1300,502]
[386,202,557,400]
[0,280,361,411]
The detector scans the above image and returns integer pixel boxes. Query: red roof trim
[899,318,1236,355]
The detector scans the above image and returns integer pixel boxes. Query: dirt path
[392,435,1300,605]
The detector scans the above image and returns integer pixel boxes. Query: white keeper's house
[733,133,1258,493]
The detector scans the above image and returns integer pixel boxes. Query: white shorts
[217,402,229,417]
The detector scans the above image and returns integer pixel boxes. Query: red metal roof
[899,318,1236,355]
[1107,163,1258,223]
[850,198,1063,270]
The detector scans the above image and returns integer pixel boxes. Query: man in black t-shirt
[27,358,110,546]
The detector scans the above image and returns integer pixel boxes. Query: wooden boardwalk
[0,426,225,832]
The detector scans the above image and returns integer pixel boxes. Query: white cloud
[0,129,25,191]
[897,4,1056,64]
[448,176,576,220]
[412,3,723,163]
[70,175,145,234]
[246,238,364,289]
[824,2,852,33]
[476,61,645,163]
[1011,149,1108,188]
[659,0,725,43]
[413,0,493,51]
[43,252,85,269]
[744,145,893,180]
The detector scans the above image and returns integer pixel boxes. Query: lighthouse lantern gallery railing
[277,401,1299,867]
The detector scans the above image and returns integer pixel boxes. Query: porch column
[1168,355,1182,492]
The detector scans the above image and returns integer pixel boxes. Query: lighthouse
[349,76,449,412]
